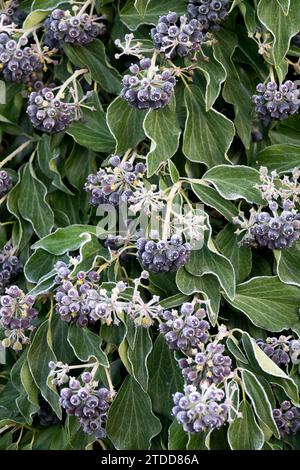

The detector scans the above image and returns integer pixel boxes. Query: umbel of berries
[0,33,44,87]
[0,243,22,295]
[256,336,300,367]
[252,80,300,126]
[187,1,230,32]
[59,372,113,439]
[121,58,176,110]
[0,1,26,27]
[0,285,38,351]
[237,200,300,250]
[27,87,76,133]
[136,234,191,273]
[54,261,100,327]
[84,155,146,207]
[273,401,300,438]
[0,170,13,197]
[151,12,205,59]
[159,303,210,352]
[44,8,107,48]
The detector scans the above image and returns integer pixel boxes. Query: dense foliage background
[0,0,300,451]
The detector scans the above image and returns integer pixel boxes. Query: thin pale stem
[162,181,182,240]
[56,69,88,99]
[104,366,115,394]
[0,140,33,169]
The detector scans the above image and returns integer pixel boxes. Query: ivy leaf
[106,97,147,154]
[183,84,234,168]
[257,0,300,66]
[24,249,67,284]
[176,267,221,325]
[148,335,183,417]
[225,276,300,335]
[24,1,65,28]
[67,325,108,367]
[215,224,252,284]
[168,420,188,450]
[18,163,54,239]
[185,242,236,300]
[64,145,97,190]
[191,183,238,221]
[120,0,186,30]
[67,108,115,153]
[240,369,280,438]
[276,242,300,287]
[31,225,99,255]
[127,327,153,392]
[63,40,122,94]
[196,47,227,111]
[228,400,264,450]
[256,144,300,172]
[27,321,61,419]
[144,96,181,177]
[37,135,73,195]
[107,376,161,450]
[276,0,290,14]
[202,165,264,204]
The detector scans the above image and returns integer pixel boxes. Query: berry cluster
[44,9,106,48]
[178,342,233,385]
[150,12,205,59]
[0,285,38,350]
[187,0,230,32]
[121,58,176,110]
[84,155,146,207]
[172,383,229,433]
[59,371,113,439]
[0,1,26,27]
[235,200,300,250]
[54,262,100,327]
[0,244,22,295]
[256,335,300,366]
[136,235,191,273]
[273,401,300,438]
[0,170,13,197]
[252,81,300,126]
[159,303,209,351]
[27,87,76,133]
[0,34,44,87]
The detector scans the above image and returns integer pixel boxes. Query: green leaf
[67,325,108,367]
[191,183,238,222]
[183,84,234,168]
[168,159,180,184]
[242,333,299,404]
[27,321,61,418]
[67,108,115,153]
[72,234,110,274]
[240,369,280,438]
[63,40,122,94]
[196,47,227,111]
[168,420,188,450]
[228,400,264,450]
[107,376,161,450]
[24,249,67,283]
[202,165,264,204]
[256,144,300,172]
[176,268,221,325]
[31,0,65,10]
[18,163,54,238]
[64,144,97,190]
[32,225,98,255]
[159,293,190,310]
[185,243,236,300]
[127,327,152,392]
[120,0,186,30]
[106,97,147,154]
[144,96,181,177]
[215,224,252,284]
[148,335,183,417]
[225,276,300,335]
[257,0,300,65]
[276,0,290,14]
[24,0,65,28]
[37,135,73,195]
[276,242,300,287]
